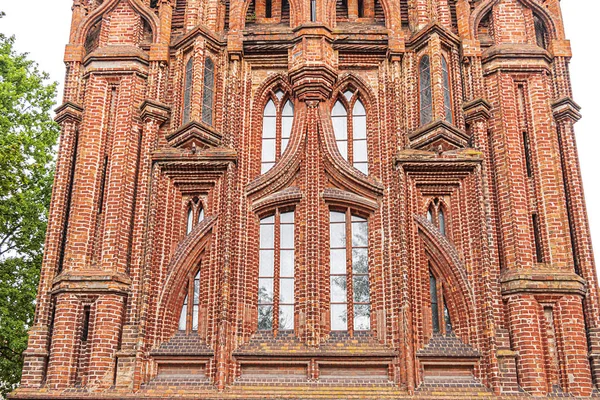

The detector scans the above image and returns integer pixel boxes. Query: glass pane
[353,276,370,303]
[280,224,294,249]
[279,305,294,330]
[194,277,200,303]
[330,223,347,248]
[192,305,199,331]
[262,215,275,224]
[332,116,348,140]
[439,209,446,235]
[420,105,432,125]
[179,303,187,330]
[353,115,367,139]
[283,100,294,116]
[275,89,285,100]
[353,99,366,116]
[331,304,348,330]
[353,139,368,162]
[198,206,204,222]
[264,99,277,116]
[444,301,453,333]
[352,248,368,274]
[330,276,347,302]
[352,221,368,247]
[262,116,276,139]
[343,90,354,101]
[259,250,275,276]
[330,211,346,223]
[354,162,368,175]
[354,305,371,330]
[332,100,347,116]
[282,116,293,139]
[202,101,213,126]
[280,212,294,223]
[262,162,275,174]
[258,278,274,303]
[330,248,347,274]
[427,208,434,222]
[258,305,273,330]
[187,208,194,234]
[260,223,274,248]
[279,278,294,304]
[281,139,289,154]
[280,250,294,277]
[262,138,276,162]
[336,140,348,160]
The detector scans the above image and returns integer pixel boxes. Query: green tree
[0,12,60,397]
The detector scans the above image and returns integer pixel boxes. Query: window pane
[343,90,354,101]
[283,100,294,116]
[332,116,348,140]
[353,100,366,116]
[331,304,348,330]
[353,276,370,303]
[330,211,346,222]
[332,100,347,116]
[258,278,274,303]
[198,206,204,223]
[187,208,194,234]
[336,140,348,160]
[262,116,276,139]
[262,162,275,174]
[280,250,294,277]
[275,89,285,101]
[280,212,294,223]
[354,162,368,175]
[192,305,199,331]
[280,224,294,249]
[259,250,275,276]
[352,221,368,247]
[353,139,368,162]
[260,223,274,248]
[281,139,290,155]
[264,99,277,116]
[352,248,368,274]
[282,116,293,140]
[330,276,347,302]
[353,115,367,139]
[354,305,371,330]
[258,305,273,330]
[330,223,346,248]
[194,274,200,303]
[330,248,347,274]
[439,208,446,235]
[279,278,294,303]
[262,138,276,162]
[279,305,294,330]
[179,303,187,330]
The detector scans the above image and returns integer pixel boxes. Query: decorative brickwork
[11,0,600,398]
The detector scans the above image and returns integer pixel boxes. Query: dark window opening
[336,0,348,20]
[357,0,364,18]
[81,306,91,342]
[311,0,317,21]
[98,155,109,214]
[534,15,547,49]
[281,0,290,24]
[523,131,533,178]
[150,0,158,7]
[532,213,544,263]
[265,0,272,18]
[202,57,215,126]
[430,272,440,333]
[400,0,409,28]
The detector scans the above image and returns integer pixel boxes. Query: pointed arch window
[182,57,194,125]
[202,57,215,126]
[429,268,452,335]
[261,91,294,174]
[534,15,547,49]
[426,199,448,236]
[419,55,432,125]
[330,210,370,332]
[179,270,201,331]
[258,210,295,331]
[186,198,205,235]
[332,90,368,174]
[441,56,453,124]
[186,206,194,234]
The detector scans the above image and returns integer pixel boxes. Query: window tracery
[426,199,448,236]
[331,89,368,174]
[261,89,294,174]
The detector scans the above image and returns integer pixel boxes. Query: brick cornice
[140,99,171,125]
[462,98,492,122]
[54,101,84,125]
[51,270,131,296]
[408,119,470,150]
[167,120,223,149]
[481,43,552,76]
[500,269,586,297]
[551,97,582,123]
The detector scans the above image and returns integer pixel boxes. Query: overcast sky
[1,1,598,264]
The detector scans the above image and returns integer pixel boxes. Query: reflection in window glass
[202,57,215,125]
[441,56,453,124]
[419,55,432,125]
[330,211,370,332]
[258,211,295,331]
[182,58,193,124]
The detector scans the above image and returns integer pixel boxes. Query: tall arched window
[534,15,547,49]
[198,203,205,223]
[182,57,193,125]
[258,210,295,331]
[202,57,215,126]
[429,268,452,335]
[419,55,432,125]
[179,270,201,331]
[330,210,370,332]
[441,56,453,124]
[426,199,448,236]
[261,91,294,174]
[186,206,194,235]
[332,90,368,174]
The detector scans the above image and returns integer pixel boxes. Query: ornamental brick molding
[11,0,600,398]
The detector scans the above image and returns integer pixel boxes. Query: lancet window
[258,210,295,331]
[179,270,201,332]
[182,57,193,124]
[261,90,294,174]
[329,210,370,332]
[331,89,368,174]
[202,57,215,126]
[427,199,447,236]
[429,268,452,335]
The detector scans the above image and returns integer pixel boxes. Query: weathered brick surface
[11,0,600,398]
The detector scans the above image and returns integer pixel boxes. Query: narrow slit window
[202,57,215,126]
[441,56,453,124]
[178,268,202,332]
[532,213,544,263]
[430,272,440,333]
[419,56,432,125]
[81,306,91,342]
[311,0,317,21]
[183,57,193,124]
[198,203,205,223]
[523,131,533,178]
[187,206,194,234]
[438,207,446,235]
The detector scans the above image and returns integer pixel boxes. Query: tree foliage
[0,13,60,397]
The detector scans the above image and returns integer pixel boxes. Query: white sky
[1,1,598,265]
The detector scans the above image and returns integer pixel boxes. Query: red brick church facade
[11,0,600,398]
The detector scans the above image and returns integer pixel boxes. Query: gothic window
[441,56,453,124]
[419,55,432,125]
[261,90,294,174]
[182,57,193,125]
[311,0,317,21]
[186,198,205,235]
[179,270,201,331]
[330,210,370,332]
[198,203,205,223]
[258,210,295,331]
[426,199,448,236]
[187,206,194,234]
[332,90,368,174]
[534,15,547,49]
[202,57,215,126]
[430,268,452,335]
